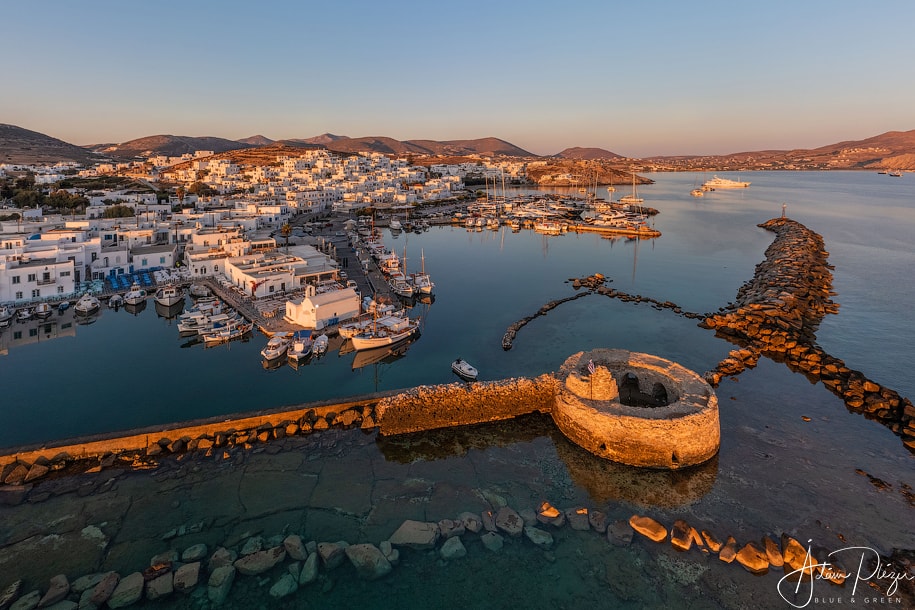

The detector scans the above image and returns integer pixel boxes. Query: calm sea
[2,171,911,448]
[2,171,913,608]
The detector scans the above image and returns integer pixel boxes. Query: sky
[2,0,914,157]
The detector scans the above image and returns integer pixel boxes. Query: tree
[280,222,292,252]
[103,204,135,219]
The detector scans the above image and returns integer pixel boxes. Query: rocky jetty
[0,472,911,609]
[700,218,915,450]
[502,290,593,350]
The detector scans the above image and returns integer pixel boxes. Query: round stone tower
[551,349,720,469]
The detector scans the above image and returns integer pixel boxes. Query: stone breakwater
[1,497,910,609]
[501,273,705,350]
[374,375,560,436]
[0,395,388,490]
[700,218,915,450]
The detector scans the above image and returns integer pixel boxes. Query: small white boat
[451,358,478,380]
[312,333,329,356]
[74,293,101,316]
[202,321,253,345]
[34,302,53,319]
[124,283,148,306]
[16,307,33,322]
[0,305,13,325]
[287,331,313,365]
[155,284,184,307]
[108,294,124,308]
[350,316,418,351]
[261,333,292,361]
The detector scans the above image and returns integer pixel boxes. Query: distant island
[1,123,914,172]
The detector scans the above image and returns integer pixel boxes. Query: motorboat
[702,175,751,189]
[260,332,292,361]
[16,307,33,322]
[452,358,478,380]
[57,301,70,314]
[312,333,329,356]
[154,284,184,307]
[34,302,53,319]
[0,305,13,326]
[123,283,148,306]
[287,331,313,365]
[108,294,124,308]
[74,293,101,316]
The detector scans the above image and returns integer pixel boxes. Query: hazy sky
[2,1,913,157]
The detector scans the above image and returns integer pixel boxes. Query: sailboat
[408,249,434,295]
[619,170,644,205]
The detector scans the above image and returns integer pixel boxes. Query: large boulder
[283,535,308,561]
[317,542,349,570]
[207,566,235,606]
[345,544,393,580]
[523,526,554,549]
[145,573,173,602]
[299,553,319,585]
[628,515,666,543]
[37,574,69,607]
[495,507,524,537]
[106,572,144,609]
[268,574,297,599]
[234,546,286,576]
[736,542,769,574]
[389,520,440,549]
[439,537,467,560]
[181,543,208,563]
[173,562,200,594]
[480,532,504,553]
[88,572,119,608]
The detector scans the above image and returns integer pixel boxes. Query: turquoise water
[1,171,914,608]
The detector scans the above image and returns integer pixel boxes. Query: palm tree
[280,222,292,252]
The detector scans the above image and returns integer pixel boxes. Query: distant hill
[282,135,535,157]
[236,135,274,146]
[92,135,256,159]
[554,147,623,160]
[0,123,99,165]
[644,129,915,171]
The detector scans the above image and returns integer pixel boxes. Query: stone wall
[375,375,560,436]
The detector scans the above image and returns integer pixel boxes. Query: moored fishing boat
[74,293,101,316]
[155,284,184,307]
[33,302,52,319]
[287,331,313,366]
[123,283,148,306]
[0,305,13,326]
[350,314,419,351]
[312,333,329,356]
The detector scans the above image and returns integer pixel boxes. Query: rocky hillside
[92,135,256,159]
[236,135,275,146]
[0,124,99,165]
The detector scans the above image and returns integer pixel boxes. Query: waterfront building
[284,286,360,330]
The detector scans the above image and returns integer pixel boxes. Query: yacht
[123,283,148,306]
[154,284,184,307]
[702,175,751,189]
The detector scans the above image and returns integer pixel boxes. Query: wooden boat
[451,358,478,380]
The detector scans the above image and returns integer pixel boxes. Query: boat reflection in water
[377,412,717,509]
[351,336,415,371]
[123,300,147,317]
[154,300,185,320]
